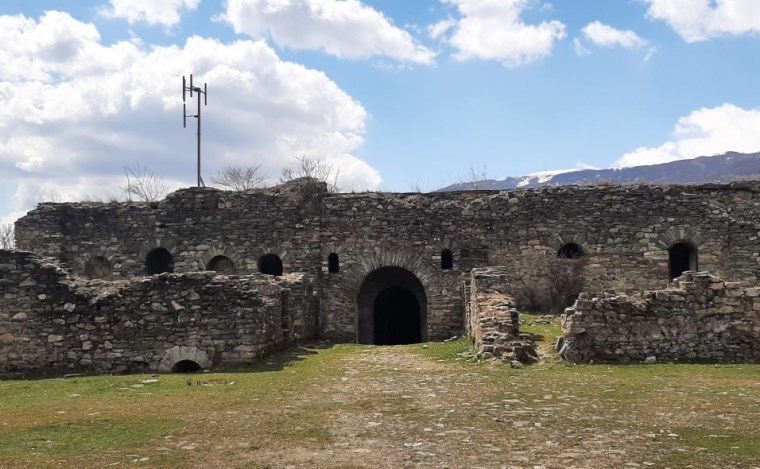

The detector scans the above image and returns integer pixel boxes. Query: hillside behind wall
[558,272,760,364]
[0,250,318,378]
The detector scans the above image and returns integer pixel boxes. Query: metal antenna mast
[183,74,208,187]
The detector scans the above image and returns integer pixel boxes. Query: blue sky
[1,0,760,223]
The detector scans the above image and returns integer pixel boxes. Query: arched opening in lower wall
[357,266,427,345]
[206,255,236,274]
[258,254,283,276]
[669,241,698,279]
[145,248,174,275]
[171,360,202,373]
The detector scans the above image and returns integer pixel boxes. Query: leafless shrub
[280,155,340,192]
[451,162,489,190]
[212,164,267,191]
[0,223,15,250]
[514,250,587,314]
[121,162,168,202]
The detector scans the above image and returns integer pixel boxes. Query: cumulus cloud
[440,0,566,67]
[99,0,201,27]
[0,11,381,221]
[581,21,647,48]
[221,0,435,64]
[615,104,760,167]
[643,0,760,42]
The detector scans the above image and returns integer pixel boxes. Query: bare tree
[0,223,14,250]
[121,162,168,202]
[513,250,587,314]
[212,164,267,191]
[461,163,489,190]
[280,155,340,192]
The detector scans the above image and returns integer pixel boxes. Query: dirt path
[238,346,673,469]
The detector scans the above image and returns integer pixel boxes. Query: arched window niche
[145,248,174,275]
[328,253,340,274]
[258,254,283,277]
[441,249,453,270]
[206,255,236,275]
[668,241,698,279]
[557,242,584,259]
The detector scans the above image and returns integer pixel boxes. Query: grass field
[1,316,759,468]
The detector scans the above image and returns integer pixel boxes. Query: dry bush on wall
[513,250,588,314]
[280,155,340,193]
[0,223,14,249]
[212,164,268,191]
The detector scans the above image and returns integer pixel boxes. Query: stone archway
[356,266,427,345]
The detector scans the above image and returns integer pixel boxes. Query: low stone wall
[0,250,317,378]
[558,271,760,364]
[467,267,537,364]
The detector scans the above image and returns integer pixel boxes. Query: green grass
[1,343,759,468]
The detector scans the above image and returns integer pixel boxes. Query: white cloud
[581,21,647,48]
[615,104,760,167]
[644,0,760,42]
[222,0,436,64]
[440,0,566,67]
[573,37,590,56]
[428,18,456,40]
[0,11,381,220]
[99,0,200,27]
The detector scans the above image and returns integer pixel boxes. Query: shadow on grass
[7,342,340,381]
[208,341,338,374]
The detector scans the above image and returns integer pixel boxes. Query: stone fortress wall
[6,178,760,375]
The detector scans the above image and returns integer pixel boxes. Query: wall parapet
[557,271,760,364]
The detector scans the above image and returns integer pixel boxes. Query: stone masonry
[467,267,538,364]
[558,271,760,364]
[4,178,760,375]
[0,249,317,378]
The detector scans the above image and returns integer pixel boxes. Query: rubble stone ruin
[2,177,760,378]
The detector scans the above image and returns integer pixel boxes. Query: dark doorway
[558,242,583,259]
[207,255,236,274]
[373,286,422,345]
[84,256,113,280]
[669,241,697,279]
[441,249,453,270]
[258,254,283,276]
[328,253,340,273]
[357,266,427,345]
[171,360,201,373]
[145,248,173,275]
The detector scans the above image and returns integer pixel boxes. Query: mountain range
[437,151,760,191]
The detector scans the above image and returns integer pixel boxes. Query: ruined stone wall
[15,178,326,279]
[317,183,760,338]
[467,267,536,363]
[15,180,760,343]
[0,250,317,378]
[558,272,760,364]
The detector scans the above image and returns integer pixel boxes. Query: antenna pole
[197,87,202,187]
[182,75,208,187]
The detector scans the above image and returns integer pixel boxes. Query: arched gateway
[356,266,427,345]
